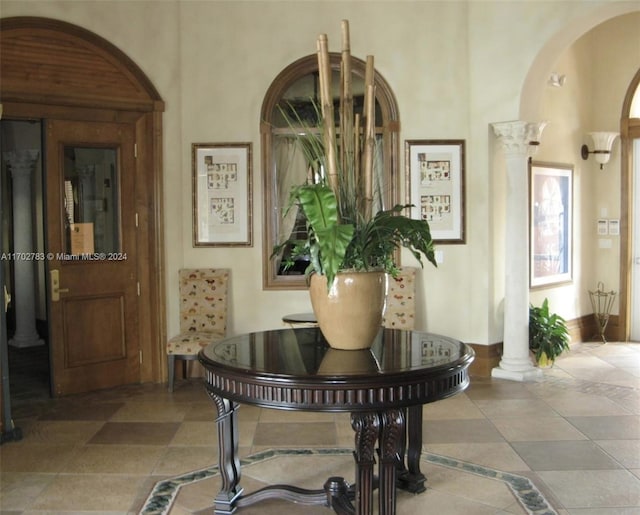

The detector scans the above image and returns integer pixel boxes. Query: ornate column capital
[491,120,547,158]
[3,149,40,179]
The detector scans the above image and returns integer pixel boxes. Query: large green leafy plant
[275,182,436,288]
[529,298,570,365]
[272,22,436,289]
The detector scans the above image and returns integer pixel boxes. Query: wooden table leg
[396,405,426,494]
[351,412,379,515]
[207,391,243,514]
[378,409,404,515]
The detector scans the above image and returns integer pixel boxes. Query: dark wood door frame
[0,16,166,386]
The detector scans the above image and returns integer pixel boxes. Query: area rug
[139,448,557,515]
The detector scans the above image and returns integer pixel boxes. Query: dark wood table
[199,327,474,515]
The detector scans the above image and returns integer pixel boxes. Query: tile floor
[1,340,640,514]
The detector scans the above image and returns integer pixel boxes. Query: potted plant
[529,298,570,367]
[272,22,437,350]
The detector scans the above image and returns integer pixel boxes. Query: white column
[5,150,44,348]
[491,121,546,381]
[76,165,95,221]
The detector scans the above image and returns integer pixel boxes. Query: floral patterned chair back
[167,268,229,391]
[382,267,417,330]
[178,269,228,336]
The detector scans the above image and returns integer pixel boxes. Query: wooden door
[46,119,139,396]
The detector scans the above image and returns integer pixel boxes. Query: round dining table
[199,326,474,515]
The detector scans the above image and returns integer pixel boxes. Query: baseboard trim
[467,342,502,377]
[567,313,619,343]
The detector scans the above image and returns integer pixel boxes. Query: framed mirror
[261,53,401,290]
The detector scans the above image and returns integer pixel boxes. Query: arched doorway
[519,7,640,343]
[621,69,640,341]
[0,17,165,403]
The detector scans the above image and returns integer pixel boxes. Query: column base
[491,366,542,382]
[9,335,44,348]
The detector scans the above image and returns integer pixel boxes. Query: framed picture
[406,139,466,243]
[192,142,252,247]
[529,161,573,288]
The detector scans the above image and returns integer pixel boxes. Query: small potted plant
[272,21,437,350]
[529,298,570,367]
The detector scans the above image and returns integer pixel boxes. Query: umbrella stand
[588,282,617,344]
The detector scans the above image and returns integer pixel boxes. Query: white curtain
[274,133,387,247]
[274,136,308,244]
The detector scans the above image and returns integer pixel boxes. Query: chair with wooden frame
[166,268,229,392]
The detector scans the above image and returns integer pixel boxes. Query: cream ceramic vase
[309,271,386,350]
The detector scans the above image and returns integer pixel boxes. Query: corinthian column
[490,121,546,381]
[5,150,44,348]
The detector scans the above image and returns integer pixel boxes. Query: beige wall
[2,1,638,348]
[531,11,640,319]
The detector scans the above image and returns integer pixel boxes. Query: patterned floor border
[139,448,557,515]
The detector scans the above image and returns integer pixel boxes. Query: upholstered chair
[166,268,229,392]
[382,267,417,330]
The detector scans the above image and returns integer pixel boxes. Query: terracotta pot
[309,271,386,350]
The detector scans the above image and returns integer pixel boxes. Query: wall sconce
[581,132,619,169]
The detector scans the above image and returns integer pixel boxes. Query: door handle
[50,269,70,302]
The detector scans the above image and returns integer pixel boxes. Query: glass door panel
[63,147,119,255]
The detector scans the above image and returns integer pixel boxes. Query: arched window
[261,53,401,289]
